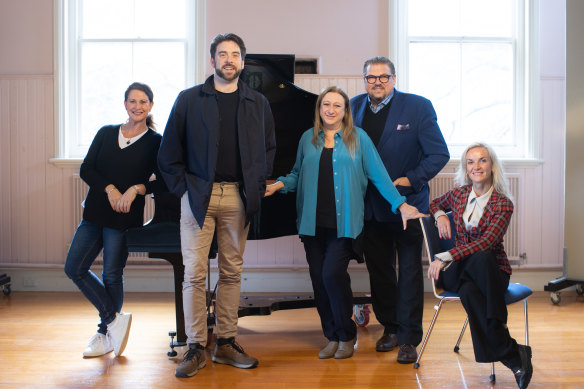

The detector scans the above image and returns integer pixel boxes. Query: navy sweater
[80,124,164,230]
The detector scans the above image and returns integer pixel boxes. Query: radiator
[427,173,522,262]
[71,175,155,263]
[71,174,522,265]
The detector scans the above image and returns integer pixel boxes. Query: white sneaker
[107,312,132,357]
[83,333,113,357]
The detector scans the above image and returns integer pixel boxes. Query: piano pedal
[167,331,178,357]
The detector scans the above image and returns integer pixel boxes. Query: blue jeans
[64,219,128,334]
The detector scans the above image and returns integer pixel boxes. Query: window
[56,0,204,159]
[392,0,538,159]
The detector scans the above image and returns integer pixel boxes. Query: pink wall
[0,0,53,75]
[206,0,388,75]
[0,0,570,272]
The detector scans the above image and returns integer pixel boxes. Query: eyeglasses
[365,74,393,84]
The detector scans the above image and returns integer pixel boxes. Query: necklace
[121,123,147,145]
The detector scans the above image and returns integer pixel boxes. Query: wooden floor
[1,291,583,388]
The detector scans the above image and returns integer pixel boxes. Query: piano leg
[150,252,187,346]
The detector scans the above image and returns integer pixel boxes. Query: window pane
[461,43,514,147]
[82,0,186,39]
[82,0,134,38]
[409,0,513,37]
[78,41,186,152]
[135,0,187,39]
[409,42,514,150]
[408,0,462,36]
[132,42,186,134]
[460,0,513,37]
[80,43,132,146]
[409,43,461,142]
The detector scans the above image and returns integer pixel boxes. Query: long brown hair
[312,86,358,156]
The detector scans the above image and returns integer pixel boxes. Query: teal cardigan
[278,127,406,238]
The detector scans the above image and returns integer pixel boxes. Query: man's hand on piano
[264,181,284,197]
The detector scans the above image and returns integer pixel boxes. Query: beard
[215,64,242,82]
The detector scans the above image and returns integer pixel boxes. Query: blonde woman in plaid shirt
[427,142,532,389]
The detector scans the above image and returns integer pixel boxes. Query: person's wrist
[106,186,116,195]
[133,185,140,195]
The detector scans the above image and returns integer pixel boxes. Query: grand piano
[125,55,371,352]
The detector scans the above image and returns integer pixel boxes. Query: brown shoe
[397,344,417,364]
[212,338,258,369]
[175,346,206,378]
[376,333,398,352]
[334,337,357,359]
[318,341,339,359]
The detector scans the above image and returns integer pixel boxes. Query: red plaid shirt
[429,185,513,275]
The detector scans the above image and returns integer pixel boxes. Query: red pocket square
[397,123,410,131]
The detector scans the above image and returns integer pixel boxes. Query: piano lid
[240,54,318,239]
[241,54,318,179]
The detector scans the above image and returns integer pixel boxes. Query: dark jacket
[351,89,449,222]
[157,75,276,228]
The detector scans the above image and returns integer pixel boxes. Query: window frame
[52,0,205,164]
[389,0,541,161]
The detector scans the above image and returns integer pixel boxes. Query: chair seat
[438,283,533,303]
[438,290,460,298]
[505,282,533,305]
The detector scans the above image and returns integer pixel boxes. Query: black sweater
[80,124,164,230]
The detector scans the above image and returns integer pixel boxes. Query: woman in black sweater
[65,82,164,358]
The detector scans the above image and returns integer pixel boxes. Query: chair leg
[490,362,496,383]
[524,299,529,346]
[414,299,446,368]
[454,317,468,353]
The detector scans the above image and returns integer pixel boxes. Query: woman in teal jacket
[265,86,425,360]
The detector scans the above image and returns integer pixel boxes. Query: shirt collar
[368,90,394,113]
[468,185,494,209]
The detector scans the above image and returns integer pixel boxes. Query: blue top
[277,127,406,238]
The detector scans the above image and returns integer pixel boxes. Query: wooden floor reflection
[1,291,583,388]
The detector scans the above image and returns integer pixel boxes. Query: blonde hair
[454,142,514,203]
[312,86,358,156]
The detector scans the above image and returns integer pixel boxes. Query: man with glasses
[350,56,449,364]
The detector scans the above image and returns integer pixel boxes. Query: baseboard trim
[0,266,567,293]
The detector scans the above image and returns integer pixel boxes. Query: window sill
[48,157,82,168]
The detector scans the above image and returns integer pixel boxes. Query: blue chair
[415,212,532,383]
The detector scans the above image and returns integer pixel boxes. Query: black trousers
[302,227,357,342]
[440,250,518,363]
[363,219,424,346]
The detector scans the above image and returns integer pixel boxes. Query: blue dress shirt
[277,127,406,239]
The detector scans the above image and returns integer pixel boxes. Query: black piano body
[126,54,371,347]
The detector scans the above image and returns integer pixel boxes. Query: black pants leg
[302,227,356,342]
[442,250,518,362]
[363,219,424,346]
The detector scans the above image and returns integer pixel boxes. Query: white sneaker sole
[114,313,132,357]
[83,347,114,358]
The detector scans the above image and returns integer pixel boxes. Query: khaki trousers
[180,182,249,346]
